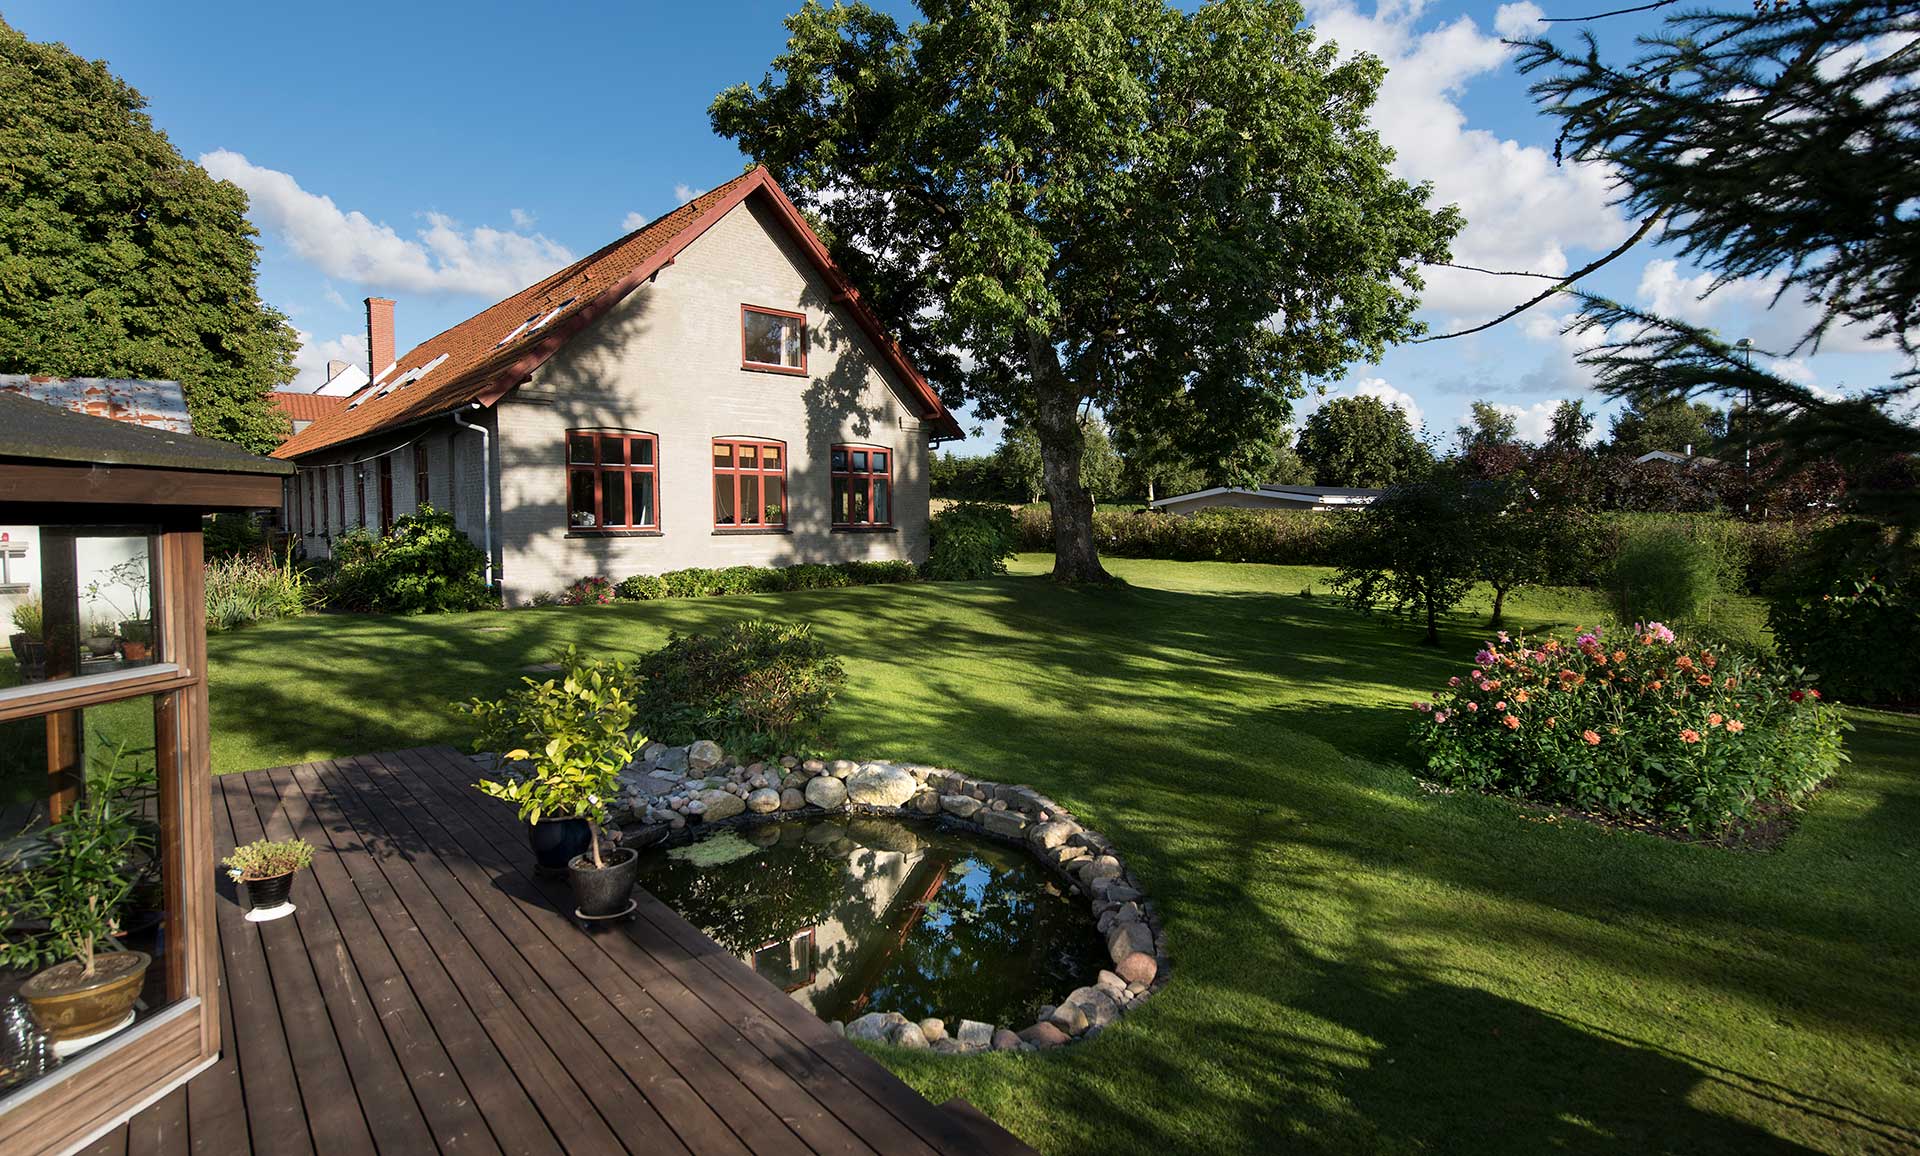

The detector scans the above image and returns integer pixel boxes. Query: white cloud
[620,210,650,232]
[509,208,537,229]
[202,149,575,297]
[1304,0,1626,322]
[288,329,366,391]
[1636,258,1896,355]
[673,183,705,205]
[321,284,348,310]
[1490,399,1560,443]
[1307,376,1425,431]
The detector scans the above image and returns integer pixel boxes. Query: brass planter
[19,950,151,1043]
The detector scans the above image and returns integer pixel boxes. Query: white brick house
[273,168,962,604]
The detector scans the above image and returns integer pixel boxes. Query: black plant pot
[527,817,592,875]
[244,872,295,914]
[568,846,639,918]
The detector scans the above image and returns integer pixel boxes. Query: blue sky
[9,0,1905,455]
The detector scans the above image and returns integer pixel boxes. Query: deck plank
[306,757,638,1156]
[83,748,1034,1156]
[380,746,855,1156]
[281,761,559,1156]
[404,746,999,1156]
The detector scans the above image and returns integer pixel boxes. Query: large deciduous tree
[1296,394,1432,487]
[1519,0,1918,525]
[711,0,1461,581]
[0,18,296,452]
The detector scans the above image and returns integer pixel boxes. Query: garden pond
[635,816,1108,1026]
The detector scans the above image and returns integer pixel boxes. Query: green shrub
[661,568,719,599]
[838,559,918,585]
[712,565,782,595]
[927,502,1018,580]
[1606,519,1745,626]
[632,622,846,757]
[205,552,312,631]
[324,506,492,613]
[1014,505,1347,564]
[615,574,668,601]
[780,563,852,590]
[1768,521,1919,705]
[1415,624,1848,833]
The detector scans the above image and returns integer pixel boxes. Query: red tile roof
[274,167,960,460]
[269,391,348,424]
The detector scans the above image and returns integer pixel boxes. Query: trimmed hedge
[1009,505,1836,594]
[595,559,919,605]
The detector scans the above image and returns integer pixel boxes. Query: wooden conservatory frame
[0,395,287,1156]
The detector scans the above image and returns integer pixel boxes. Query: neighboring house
[1149,483,1381,515]
[1634,448,1724,469]
[273,167,961,604]
[269,390,348,437]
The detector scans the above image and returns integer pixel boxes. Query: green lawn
[205,557,1919,1155]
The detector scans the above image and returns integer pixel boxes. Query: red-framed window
[378,455,394,533]
[831,445,892,526]
[355,467,367,531]
[302,472,314,535]
[415,442,430,509]
[568,430,659,530]
[741,305,806,375]
[712,438,786,527]
[334,466,344,535]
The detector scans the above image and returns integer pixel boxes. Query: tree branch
[1415,212,1664,342]
[1540,0,1678,23]
[1436,261,1566,280]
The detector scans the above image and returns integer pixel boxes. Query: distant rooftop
[0,392,290,476]
[0,375,194,433]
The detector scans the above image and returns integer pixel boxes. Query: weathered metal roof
[0,376,195,433]
[0,392,291,475]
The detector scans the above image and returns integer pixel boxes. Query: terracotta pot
[568,846,639,917]
[19,951,151,1043]
[121,639,150,661]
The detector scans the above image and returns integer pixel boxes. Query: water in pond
[636,817,1108,1027]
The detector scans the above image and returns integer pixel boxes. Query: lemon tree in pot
[1,751,153,1055]
[464,647,642,918]
[223,838,313,922]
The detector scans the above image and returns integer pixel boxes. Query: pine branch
[1416,212,1664,342]
[1540,0,1679,24]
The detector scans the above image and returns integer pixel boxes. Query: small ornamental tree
[463,647,639,868]
[1334,471,1481,645]
[1468,476,1595,627]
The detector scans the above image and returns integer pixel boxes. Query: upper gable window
[741,305,806,375]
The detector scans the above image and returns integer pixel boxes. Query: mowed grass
[204,556,1920,1156]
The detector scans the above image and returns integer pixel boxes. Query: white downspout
[451,404,495,593]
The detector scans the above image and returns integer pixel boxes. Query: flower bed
[1413,623,1848,834]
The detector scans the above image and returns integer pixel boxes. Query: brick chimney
[365,297,396,377]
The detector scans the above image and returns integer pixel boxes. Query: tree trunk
[1490,585,1507,628]
[1033,380,1110,584]
[1424,594,1441,646]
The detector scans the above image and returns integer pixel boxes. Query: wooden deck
[80,747,1033,1156]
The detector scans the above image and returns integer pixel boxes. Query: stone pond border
[477,739,1170,1053]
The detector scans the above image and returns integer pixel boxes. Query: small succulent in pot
[224,838,314,920]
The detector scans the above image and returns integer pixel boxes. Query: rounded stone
[1029,820,1079,850]
[846,764,918,808]
[804,776,849,810]
[1018,1021,1070,1049]
[746,788,781,814]
[912,790,941,814]
[917,1017,947,1043]
[890,1021,929,1049]
[779,788,808,811]
[828,759,859,779]
[688,740,724,771]
[1115,952,1158,986]
[846,1012,895,1043]
[697,790,745,821]
[991,1029,1022,1051]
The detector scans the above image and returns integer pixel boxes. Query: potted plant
[8,598,47,679]
[84,556,153,661]
[2,750,153,1054]
[465,646,642,916]
[84,617,119,658]
[223,838,314,922]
